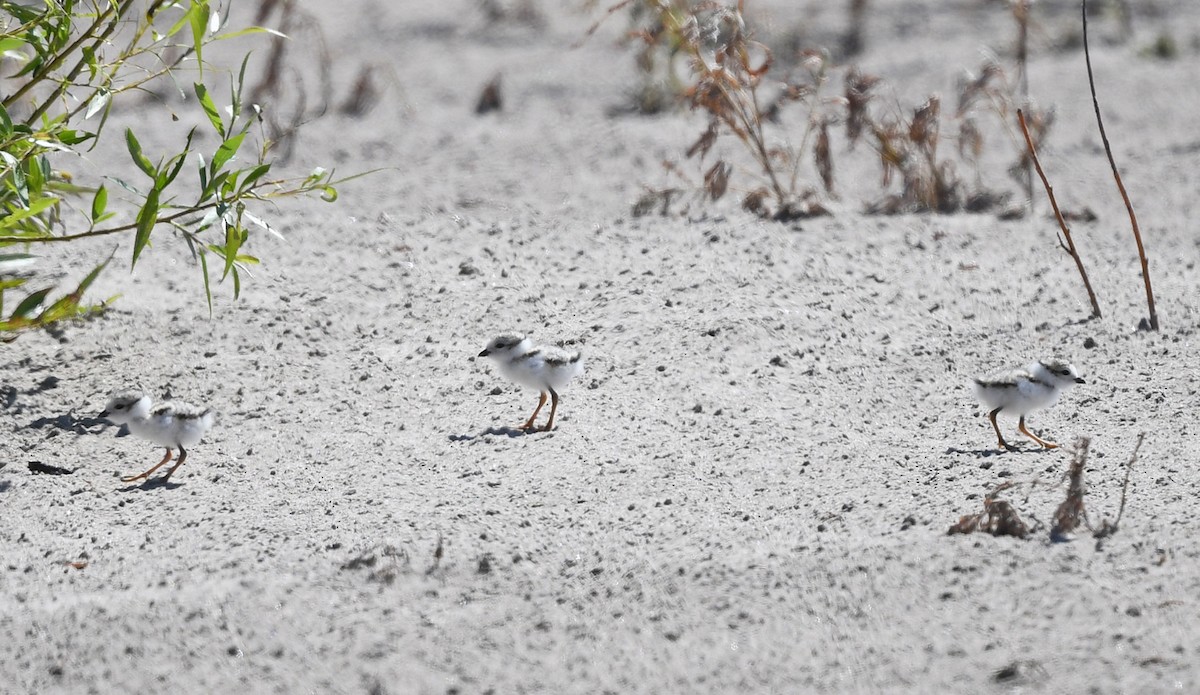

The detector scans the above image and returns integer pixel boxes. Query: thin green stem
[23,0,141,125]
[0,178,321,244]
[2,1,122,111]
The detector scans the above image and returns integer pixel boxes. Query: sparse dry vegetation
[950,435,1146,544]
[601,0,1054,220]
[614,1,832,220]
[1017,108,1102,320]
[948,481,1032,539]
[1082,0,1158,330]
[0,0,356,340]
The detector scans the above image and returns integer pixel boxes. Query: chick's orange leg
[521,392,548,431]
[988,408,1015,451]
[542,388,560,432]
[1019,416,1058,449]
[121,448,173,483]
[163,446,189,481]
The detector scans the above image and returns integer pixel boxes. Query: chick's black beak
[1075,377,1086,384]
[99,410,110,418]
[478,349,490,357]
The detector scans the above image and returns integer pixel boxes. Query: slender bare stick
[1082,0,1158,330]
[1112,431,1145,529]
[1017,109,1102,320]
[1014,0,1033,206]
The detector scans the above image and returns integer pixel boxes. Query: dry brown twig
[250,0,334,163]
[1012,0,1033,204]
[1082,0,1158,330]
[593,1,832,220]
[948,481,1031,539]
[1051,436,1091,539]
[951,433,1145,543]
[1093,431,1145,540]
[1017,108,1103,320]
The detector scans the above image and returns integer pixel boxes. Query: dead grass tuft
[948,481,1030,539]
[593,1,1053,219]
[251,0,334,162]
[476,74,504,114]
[951,435,1146,544]
[1050,437,1090,539]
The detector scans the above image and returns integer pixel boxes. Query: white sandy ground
[2,1,1200,692]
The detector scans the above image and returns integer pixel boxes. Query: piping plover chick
[100,390,215,483]
[478,332,584,432]
[973,358,1085,451]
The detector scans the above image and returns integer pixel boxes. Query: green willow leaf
[237,163,271,194]
[194,83,225,138]
[75,254,111,295]
[90,184,107,222]
[189,1,211,77]
[158,128,195,189]
[125,128,155,179]
[131,187,159,267]
[10,286,51,319]
[198,246,213,316]
[210,132,245,173]
[0,195,59,230]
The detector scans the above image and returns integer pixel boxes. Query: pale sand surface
[2,1,1199,693]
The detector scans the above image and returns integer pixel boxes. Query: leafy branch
[0,0,353,339]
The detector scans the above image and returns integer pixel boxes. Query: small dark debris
[992,659,1045,683]
[339,66,380,117]
[1083,336,1097,349]
[475,74,502,114]
[996,204,1026,221]
[900,515,916,531]
[340,552,377,571]
[1061,207,1097,223]
[29,462,73,475]
[477,554,493,575]
[769,355,788,367]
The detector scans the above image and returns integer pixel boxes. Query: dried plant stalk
[1094,432,1146,539]
[815,121,833,194]
[1052,437,1090,538]
[1017,108,1102,320]
[949,482,1030,539]
[1013,0,1033,204]
[1082,0,1158,330]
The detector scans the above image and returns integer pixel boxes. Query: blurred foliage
[0,0,355,341]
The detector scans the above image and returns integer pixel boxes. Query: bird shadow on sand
[26,412,113,436]
[118,477,182,493]
[946,446,1056,458]
[449,426,550,441]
